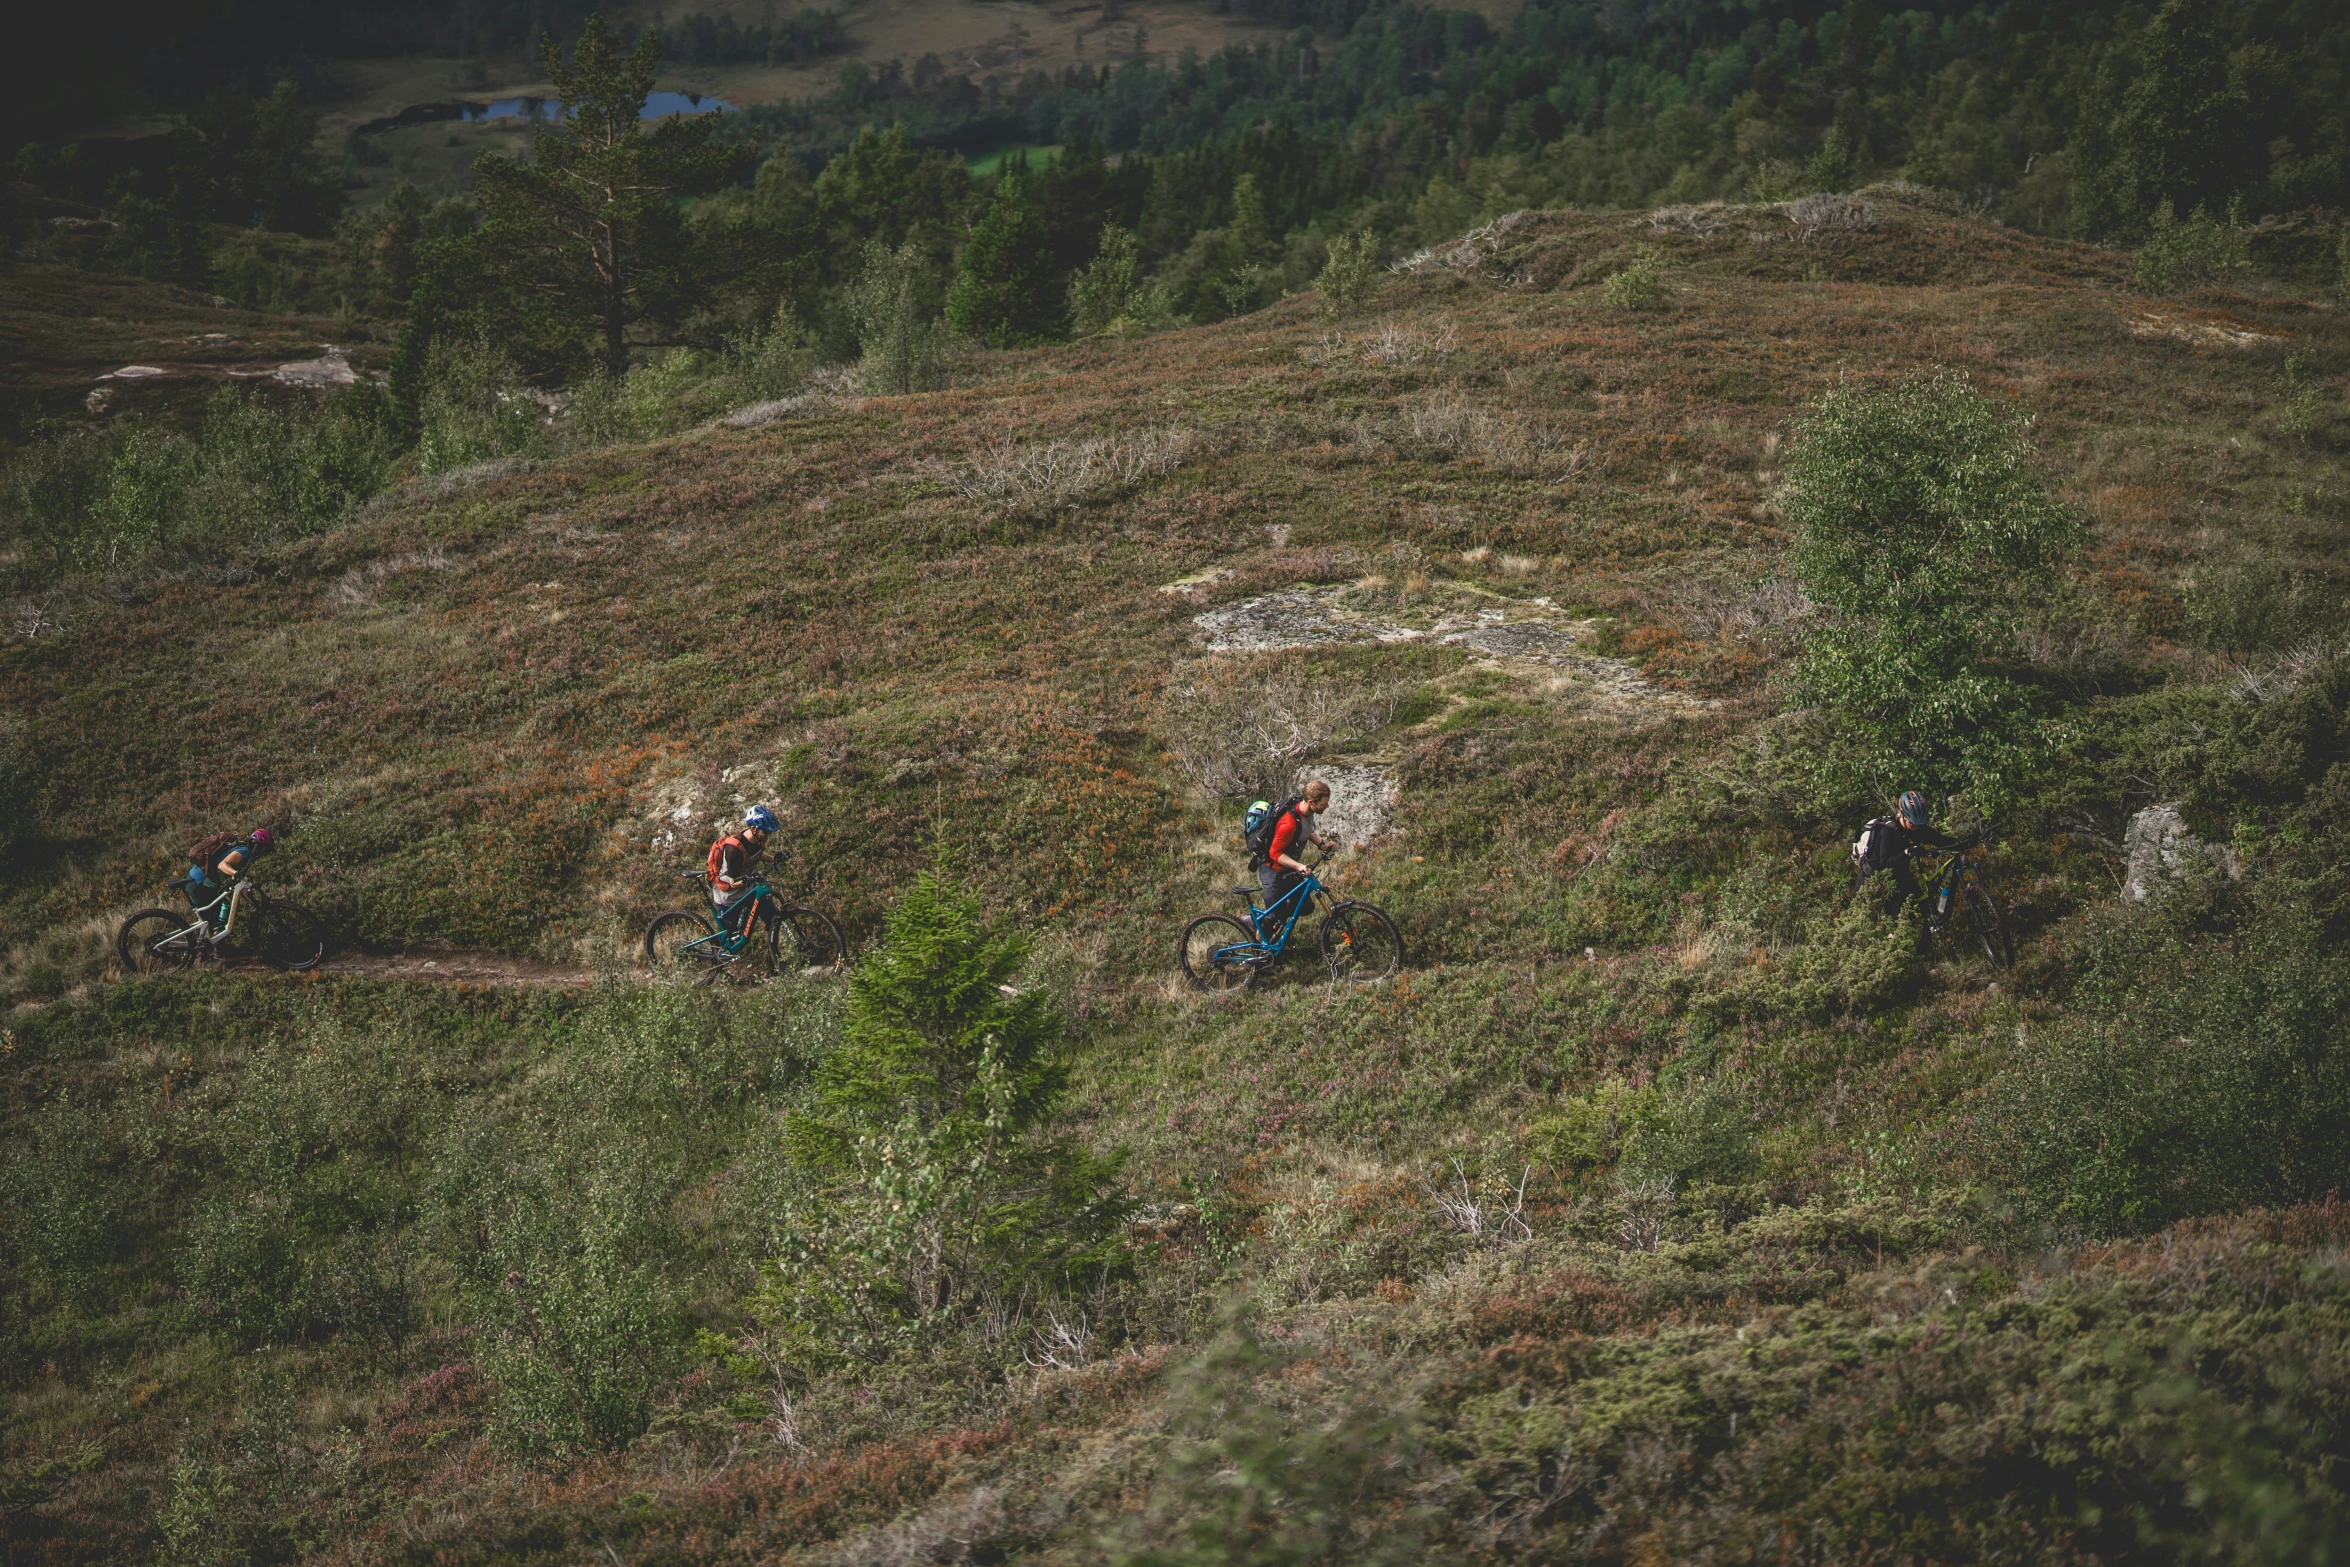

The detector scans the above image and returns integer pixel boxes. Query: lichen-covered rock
[2122,801,2241,901]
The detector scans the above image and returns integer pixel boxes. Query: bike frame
[1913,844,1985,931]
[680,873,782,962]
[1233,869,1330,960]
[144,881,254,960]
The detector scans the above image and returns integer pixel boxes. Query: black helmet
[1896,791,1930,825]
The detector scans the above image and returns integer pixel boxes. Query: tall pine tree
[471,13,750,376]
[945,173,1061,347]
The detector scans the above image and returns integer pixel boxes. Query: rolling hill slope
[3,193,2348,1562]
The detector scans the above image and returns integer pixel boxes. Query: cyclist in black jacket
[1855,791,1958,949]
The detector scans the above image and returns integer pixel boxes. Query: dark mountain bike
[118,881,326,974]
[1179,849,1402,992]
[644,871,845,982]
[1916,834,2012,970]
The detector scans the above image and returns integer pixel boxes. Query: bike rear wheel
[1964,880,2012,971]
[251,900,326,971]
[644,910,726,979]
[1319,902,1402,983]
[1180,914,1260,993]
[118,909,201,974]
[778,905,845,974]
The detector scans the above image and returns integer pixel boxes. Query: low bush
[2135,198,2254,293]
[0,387,397,577]
[414,336,548,475]
[1313,228,1383,320]
[1973,869,2350,1238]
[1599,245,1667,310]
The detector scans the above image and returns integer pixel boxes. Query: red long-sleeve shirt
[1268,806,1312,867]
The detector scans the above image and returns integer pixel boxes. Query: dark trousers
[715,886,777,935]
[1878,860,1933,952]
[186,874,228,923]
[1256,865,1303,934]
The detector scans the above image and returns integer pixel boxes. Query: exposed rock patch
[2123,803,2241,901]
[1193,584,1710,718]
[272,346,356,387]
[1301,763,1399,846]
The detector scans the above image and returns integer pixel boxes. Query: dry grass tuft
[1306,319,1460,367]
[1157,653,1406,800]
[939,424,1195,517]
[1783,193,1878,236]
[328,547,456,608]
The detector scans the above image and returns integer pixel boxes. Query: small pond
[459,91,736,121]
[354,93,734,136]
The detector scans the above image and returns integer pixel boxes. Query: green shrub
[1313,229,1383,320]
[4,1099,130,1320]
[425,988,778,1455]
[415,336,546,475]
[2279,351,2331,444]
[2135,198,2253,293]
[0,709,38,861]
[1974,873,2350,1237]
[2185,560,2337,653]
[725,303,818,400]
[1110,1317,1427,1567]
[746,876,1129,1370]
[850,238,949,394]
[1532,1075,1759,1189]
[1600,246,1667,310]
[178,1019,426,1345]
[1,387,396,577]
[1068,222,1171,337]
[564,347,718,447]
[1784,370,2082,810]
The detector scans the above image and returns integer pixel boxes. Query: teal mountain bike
[643,871,845,981]
[1179,850,1402,992]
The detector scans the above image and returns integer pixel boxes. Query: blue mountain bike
[643,871,845,981]
[1179,851,1402,992]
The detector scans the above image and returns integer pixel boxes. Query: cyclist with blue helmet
[707,805,782,935]
[1854,791,1961,949]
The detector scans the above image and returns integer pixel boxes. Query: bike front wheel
[118,909,201,974]
[644,909,726,979]
[1964,880,2012,971]
[1319,902,1402,983]
[777,905,845,974]
[1179,914,1260,993]
[251,900,326,971]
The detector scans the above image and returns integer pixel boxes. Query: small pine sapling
[1314,229,1382,319]
[1601,245,1668,310]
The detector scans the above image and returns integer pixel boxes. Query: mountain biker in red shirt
[708,805,781,934]
[1255,779,1335,934]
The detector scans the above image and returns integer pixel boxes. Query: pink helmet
[248,827,276,852]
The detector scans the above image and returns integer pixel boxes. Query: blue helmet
[744,805,779,834]
[1896,791,1930,826]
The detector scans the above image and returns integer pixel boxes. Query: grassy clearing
[3,195,2348,1560]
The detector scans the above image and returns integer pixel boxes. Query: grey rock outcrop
[2122,803,2241,902]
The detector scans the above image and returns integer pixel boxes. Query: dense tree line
[9,0,2347,439]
